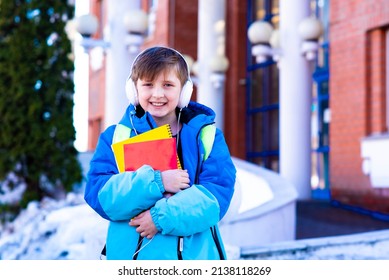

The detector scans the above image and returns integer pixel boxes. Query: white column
[279,0,312,199]
[104,0,141,128]
[197,0,226,130]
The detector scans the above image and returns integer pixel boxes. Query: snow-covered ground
[241,229,389,260]
[2,191,389,260]
[0,192,108,260]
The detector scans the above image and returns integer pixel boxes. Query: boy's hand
[129,210,158,239]
[161,169,190,193]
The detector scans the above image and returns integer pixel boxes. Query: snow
[0,192,108,260]
[0,173,26,205]
[241,229,389,260]
[235,168,273,214]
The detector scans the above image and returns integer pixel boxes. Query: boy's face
[136,68,182,125]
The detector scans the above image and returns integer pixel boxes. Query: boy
[85,46,236,260]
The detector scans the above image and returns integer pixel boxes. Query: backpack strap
[200,124,216,161]
[112,124,132,144]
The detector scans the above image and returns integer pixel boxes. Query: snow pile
[241,229,389,260]
[0,173,27,205]
[0,193,108,260]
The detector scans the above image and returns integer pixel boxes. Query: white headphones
[125,46,193,109]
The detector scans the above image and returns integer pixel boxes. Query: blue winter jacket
[85,102,236,260]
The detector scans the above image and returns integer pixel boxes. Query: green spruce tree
[0,0,82,208]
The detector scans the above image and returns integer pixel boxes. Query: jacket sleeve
[150,185,220,236]
[198,128,236,219]
[84,126,165,221]
[149,128,236,236]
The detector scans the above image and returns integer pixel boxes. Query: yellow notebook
[112,124,180,172]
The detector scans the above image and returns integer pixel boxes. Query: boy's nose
[152,87,164,97]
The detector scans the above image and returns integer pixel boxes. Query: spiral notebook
[111,124,181,172]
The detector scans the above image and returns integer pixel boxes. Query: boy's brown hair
[130,46,189,87]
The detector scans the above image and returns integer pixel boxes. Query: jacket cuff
[154,170,165,194]
[150,206,162,232]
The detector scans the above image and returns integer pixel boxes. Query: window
[366,28,387,134]
[246,0,280,171]
[311,0,330,199]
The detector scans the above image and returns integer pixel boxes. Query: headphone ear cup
[178,80,193,108]
[125,79,139,106]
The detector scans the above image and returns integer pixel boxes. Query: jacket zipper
[210,226,225,260]
[132,235,144,260]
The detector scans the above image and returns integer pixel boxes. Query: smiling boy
[85,46,236,260]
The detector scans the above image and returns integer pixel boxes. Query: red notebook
[123,138,181,171]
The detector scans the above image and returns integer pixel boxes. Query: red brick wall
[330,0,389,211]
[224,0,248,158]
[88,0,106,151]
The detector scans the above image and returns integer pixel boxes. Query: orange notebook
[123,138,181,171]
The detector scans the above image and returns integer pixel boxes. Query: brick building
[330,1,389,212]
